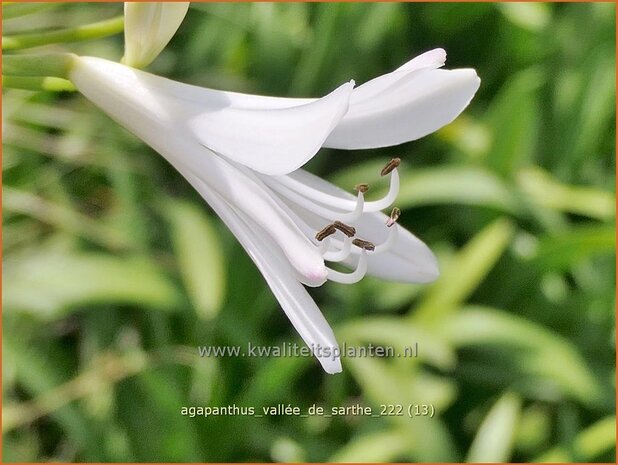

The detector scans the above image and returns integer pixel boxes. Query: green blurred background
[2,2,616,462]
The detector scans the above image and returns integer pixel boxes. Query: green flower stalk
[2,16,124,51]
[3,53,77,79]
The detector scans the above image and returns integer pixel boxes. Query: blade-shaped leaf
[466,392,521,462]
[443,306,603,406]
[165,200,226,320]
[3,249,181,319]
[414,218,515,322]
[517,167,615,220]
[530,225,616,271]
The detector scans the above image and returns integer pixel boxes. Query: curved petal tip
[396,48,447,72]
[188,81,355,175]
[319,352,343,374]
[325,66,481,150]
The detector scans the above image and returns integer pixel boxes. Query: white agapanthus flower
[69,49,480,373]
[122,2,190,68]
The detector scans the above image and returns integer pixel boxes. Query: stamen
[333,220,356,237]
[326,250,368,284]
[264,169,399,215]
[352,238,376,251]
[386,207,401,227]
[355,183,369,193]
[315,224,336,241]
[323,236,352,262]
[374,225,398,254]
[318,236,331,254]
[340,190,365,223]
[381,157,401,176]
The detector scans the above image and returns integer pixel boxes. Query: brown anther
[380,157,401,176]
[333,220,356,237]
[386,207,401,227]
[315,224,336,241]
[352,238,376,251]
[354,183,369,193]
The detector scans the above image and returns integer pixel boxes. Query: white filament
[323,236,352,262]
[267,169,400,216]
[326,250,368,284]
[374,225,399,254]
[318,237,332,254]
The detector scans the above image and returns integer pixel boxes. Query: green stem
[2,15,124,51]
[2,75,76,92]
[3,53,77,79]
[2,2,61,20]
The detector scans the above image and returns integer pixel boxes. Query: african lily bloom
[122,2,189,68]
[68,49,480,373]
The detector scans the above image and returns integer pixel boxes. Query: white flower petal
[70,57,328,285]
[71,56,341,373]
[324,68,480,149]
[394,47,446,72]
[183,171,342,374]
[123,2,189,68]
[78,51,476,176]
[349,48,447,104]
[72,56,354,176]
[186,81,354,175]
[180,48,449,120]
[164,48,469,155]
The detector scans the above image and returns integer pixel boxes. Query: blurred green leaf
[290,2,344,94]
[356,3,404,52]
[270,436,306,462]
[338,317,456,370]
[574,415,617,461]
[396,166,522,213]
[414,218,515,322]
[1,429,40,462]
[4,187,132,251]
[331,162,521,213]
[437,114,491,158]
[188,352,220,406]
[535,415,616,462]
[3,333,108,460]
[443,306,603,406]
[117,368,203,461]
[329,427,411,462]
[466,392,521,462]
[567,46,616,171]
[483,68,542,177]
[517,167,615,220]
[423,3,493,35]
[355,276,424,311]
[328,158,394,198]
[498,3,551,32]
[3,248,181,319]
[165,200,226,320]
[3,350,147,433]
[514,404,552,453]
[529,225,616,271]
[2,2,60,20]
[249,3,304,93]
[345,355,458,461]
[239,355,308,406]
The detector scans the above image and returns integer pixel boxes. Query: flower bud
[122,2,189,68]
